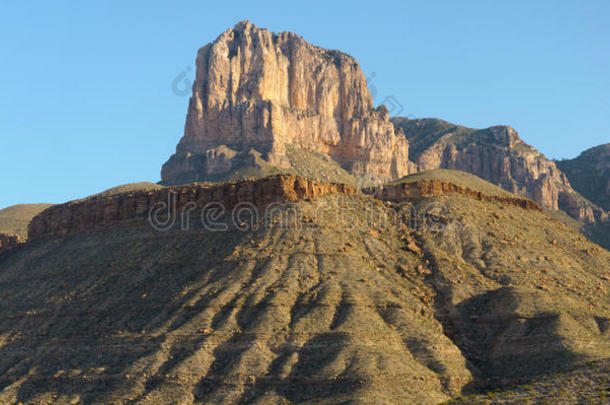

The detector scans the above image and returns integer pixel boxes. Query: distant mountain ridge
[392,117,608,225]
[557,143,610,212]
[0,203,53,239]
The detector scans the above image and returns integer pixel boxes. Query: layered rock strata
[28,175,356,241]
[392,118,607,222]
[364,180,542,211]
[162,21,415,184]
[29,174,546,243]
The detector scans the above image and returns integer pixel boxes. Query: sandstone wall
[28,175,357,241]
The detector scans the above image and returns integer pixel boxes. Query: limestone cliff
[162,21,415,185]
[392,118,607,223]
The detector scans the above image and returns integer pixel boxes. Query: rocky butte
[161,20,416,185]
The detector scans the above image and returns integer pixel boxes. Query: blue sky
[1,0,609,208]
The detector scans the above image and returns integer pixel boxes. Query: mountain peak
[392,117,608,224]
[161,23,415,185]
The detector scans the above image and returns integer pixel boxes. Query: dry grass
[0,204,53,238]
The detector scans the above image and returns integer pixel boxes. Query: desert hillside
[0,174,608,404]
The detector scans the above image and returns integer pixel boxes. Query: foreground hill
[0,174,607,404]
[446,359,608,404]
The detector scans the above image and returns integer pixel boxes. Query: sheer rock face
[392,118,607,222]
[162,21,415,184]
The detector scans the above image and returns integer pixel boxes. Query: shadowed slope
[556,143,610,212]
[0,194,471,404]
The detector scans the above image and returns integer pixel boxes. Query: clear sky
[1,0,609,208]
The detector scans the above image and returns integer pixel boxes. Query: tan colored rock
[393,118,607,222]
[162,21,416,184]
[364,179,542,211]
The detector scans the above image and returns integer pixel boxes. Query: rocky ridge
[28,175,357,241]
[28,175,545,243]
[392,118,608,223]
[161,21,416,185]
[364,180,542,211]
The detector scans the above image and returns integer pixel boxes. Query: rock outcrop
[162,21,415,185]
[364,180,542,211]
[28,175,356,241]
[392,118,607,222]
